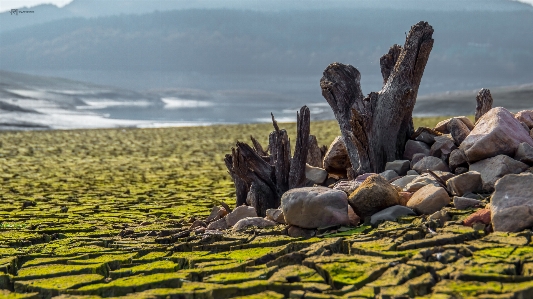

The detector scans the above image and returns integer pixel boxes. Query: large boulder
[404,140,431,160]
[323,136,351,175]
[348,174,400,219]
[412,156,451,173]
[515,142,533,165]
[469,155,529,191]
[446,171,482,196]
[460,107,533,163]
[281,187,349,229]
[516,110,533,129]
[407,184,450,215]
[491,173,533,232]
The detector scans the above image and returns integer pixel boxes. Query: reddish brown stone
[399,192,414,206]
[348,205,360,226]
[463,209,491,227]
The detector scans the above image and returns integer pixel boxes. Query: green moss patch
[203,266,278,284]
[109,260,178,279]
[71,272,188,297]
[0,290,40,299]
[312,261,389,289]
[22,255,90,268]
[231,290,284,299]
[433,280,503,297]
[15,263,107,281]
[132,251,170,263]
[268,265,325,284]
[67,253,137,270]
[14,274,105,298]
[0,256,17,274]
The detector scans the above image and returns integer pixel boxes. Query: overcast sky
[1,0,533,13]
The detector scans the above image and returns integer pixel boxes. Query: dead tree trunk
[289,106,310,189]
[306,135,323,168]
[475,88,493,122]
[224,155,249,207]
[321,21,434,174]
[225,106,311,216]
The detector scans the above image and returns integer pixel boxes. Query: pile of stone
[199,107,533,237]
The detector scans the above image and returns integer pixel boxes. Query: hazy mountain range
[0,0,532,129]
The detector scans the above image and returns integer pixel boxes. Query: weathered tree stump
[225,106,311,216]
[320,21,434,175]
[306,135,323,168]
[475,88,493,122]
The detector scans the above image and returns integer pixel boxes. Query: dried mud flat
[1,120,532,299]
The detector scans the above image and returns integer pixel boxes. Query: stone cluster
[193,107,533,237]
[202,108,533,237]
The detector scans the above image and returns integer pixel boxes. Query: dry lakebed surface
[1,117,533,299]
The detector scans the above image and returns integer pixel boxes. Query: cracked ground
[1,119,533,299]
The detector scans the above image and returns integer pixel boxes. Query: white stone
[225,205,258,227]
[305,163,328,184]
[281,187,349,229]
[233,217,277,231]
[265,209,285,224]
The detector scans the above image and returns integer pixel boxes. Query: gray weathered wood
[225,106,323,214]
[475,88,493,122]
[269,114,291,197]
[380,44,402,85]
[250,135,268,157]
[321,21,434,174]
[307,135,323,168]
[289,106,310,189]
[224,154,248,207]
[228,143,278,217]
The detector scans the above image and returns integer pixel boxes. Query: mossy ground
[2,116,529,298]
